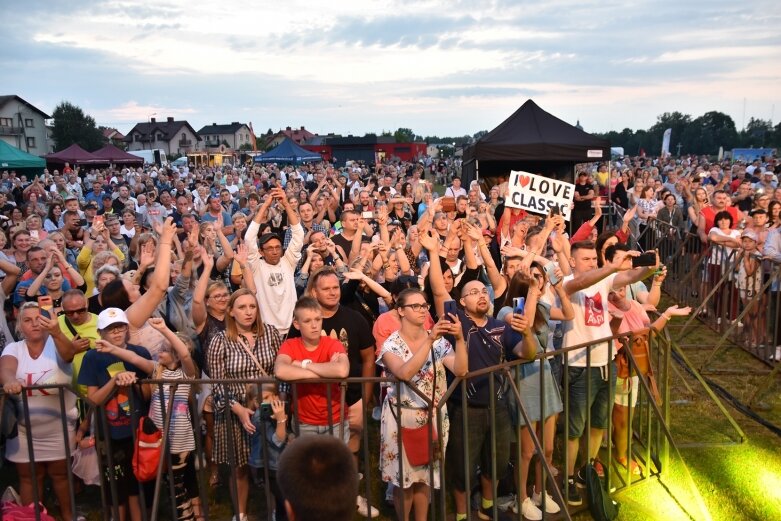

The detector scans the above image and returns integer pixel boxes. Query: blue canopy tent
[254,138,322,164]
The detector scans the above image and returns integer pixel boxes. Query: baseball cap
[85,202,98,209]
[258,232,282,247]
[741,230,759,242]
[97,308,129,330]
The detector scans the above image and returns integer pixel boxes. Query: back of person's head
[278,435,358,521]
[101,278,131,310]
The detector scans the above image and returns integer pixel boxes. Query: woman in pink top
[607,286,690,475]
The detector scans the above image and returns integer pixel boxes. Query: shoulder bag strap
[239,336,269,377]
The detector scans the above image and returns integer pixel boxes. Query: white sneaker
[532,489,561,514]
[356,495,380,518]
[521,497,542,520]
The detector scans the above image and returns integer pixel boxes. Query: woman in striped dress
[207,289,281,521]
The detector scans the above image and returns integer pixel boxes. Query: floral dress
[377,331,452,489]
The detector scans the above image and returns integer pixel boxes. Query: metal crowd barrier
[0,327,693,521]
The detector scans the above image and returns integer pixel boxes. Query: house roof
[274,126,315,143]
[124,119,202,142]
[0,95,51,119]
[102,127,125,140]
[197,122,247,135]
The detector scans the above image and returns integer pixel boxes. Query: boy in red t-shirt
[274,296,350,440]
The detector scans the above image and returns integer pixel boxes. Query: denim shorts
[298,421,351,444]
[566,364,616,438]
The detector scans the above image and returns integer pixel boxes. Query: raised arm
[0,257,21,296]
[125,217,175,328]
[148,318,197,377]
[192,247,215,333]
[420,230,449,318]
[94,339,156,375]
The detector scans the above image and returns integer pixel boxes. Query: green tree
[473,130,489,141]
[682,111,738,155]
[238,143,254,151]
[648,111,692,155]
[393,128,416,143]
[740,118,774,147]
[51,101,104,151]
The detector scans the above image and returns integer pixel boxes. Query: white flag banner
[506,170,575,220]
[661,128,672,157]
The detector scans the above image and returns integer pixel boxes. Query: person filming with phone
[424,228,535,520]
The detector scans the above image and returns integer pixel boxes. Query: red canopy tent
[44,144,102,166]
[92,144,144,165]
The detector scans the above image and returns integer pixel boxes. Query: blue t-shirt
[446,308,514,406]
[78,344,152,440]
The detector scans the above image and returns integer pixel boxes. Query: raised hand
[608,249,637,272]
[235,243,249,266]
[510,312,530,333]
[139,241,156,269]
[95,339,119,355]
[418,230,439,252]
[148,317,168,331]
[160,217,176,241]
[664,305,692,318]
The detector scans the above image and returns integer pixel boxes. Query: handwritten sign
[506,170,575,220]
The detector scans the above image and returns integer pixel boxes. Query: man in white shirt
[246,188,303,335]
[444,176,468,199]
[561,241,656,505]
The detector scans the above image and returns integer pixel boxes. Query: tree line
[592,111,781,157]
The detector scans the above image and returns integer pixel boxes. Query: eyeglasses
[208,293,230,300]
[62,308,87,316]
[400,303,430,312]
[105,324,128,332]
[463,288,490,297]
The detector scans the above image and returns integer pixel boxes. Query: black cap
[85,202,98,209]
[258,232,282,247]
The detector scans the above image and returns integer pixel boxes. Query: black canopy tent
[462,100,610,188]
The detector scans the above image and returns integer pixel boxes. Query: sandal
[615,456,642,476]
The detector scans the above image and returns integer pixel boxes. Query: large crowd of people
[0,151,777,521]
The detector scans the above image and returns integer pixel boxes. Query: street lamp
[147,113,157,150]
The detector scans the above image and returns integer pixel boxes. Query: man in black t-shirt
[286,267,378,518]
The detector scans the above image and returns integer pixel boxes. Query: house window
[182,133,186,140]
[0,118,12,126]
[26,137,35,148]
[24,118,34,128]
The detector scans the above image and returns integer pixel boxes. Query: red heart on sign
[519,175,531,188]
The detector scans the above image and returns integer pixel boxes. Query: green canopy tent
[0,140,46,174]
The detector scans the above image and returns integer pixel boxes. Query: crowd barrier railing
[0,326,700,521]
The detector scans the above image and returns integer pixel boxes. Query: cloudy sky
[3,0,780,138]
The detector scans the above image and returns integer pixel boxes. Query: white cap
[97,308,129,330]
